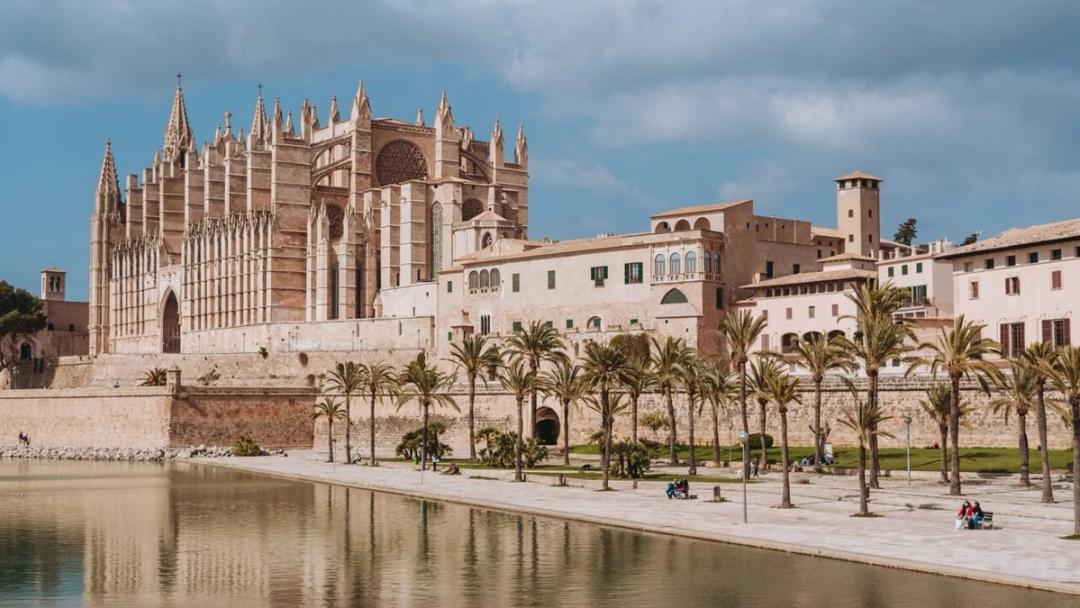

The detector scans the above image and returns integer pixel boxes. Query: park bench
[981,512,994,529]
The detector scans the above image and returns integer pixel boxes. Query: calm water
[0,461,1074,608]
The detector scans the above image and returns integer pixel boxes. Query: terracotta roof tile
[938,218,1080,258]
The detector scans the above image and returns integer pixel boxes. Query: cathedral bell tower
[89,140,122,355]
[835,171,881,258]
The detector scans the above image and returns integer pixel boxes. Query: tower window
[848,209,854,218]
[848,234,854,243]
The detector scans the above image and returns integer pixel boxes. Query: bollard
[713,485,723,502]
[557,474,566,487]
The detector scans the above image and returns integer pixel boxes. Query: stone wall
[0,384,315,450]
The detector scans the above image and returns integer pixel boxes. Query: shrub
[476,427,547,468]
[611,440,652,478]
[395,428,452,461]
[140,367,168,386]
[231,435,263,456]
[746,433,774,449]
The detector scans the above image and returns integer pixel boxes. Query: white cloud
[530,158,659,209]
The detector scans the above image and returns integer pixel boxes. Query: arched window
[479,270,490,289]
[693,217,711,231]
[669,253,681,275]
[68,323,75,331]
[803,331,822,343]
[587,316,602,330]
[703,250,712,273]
[674,219,691,231]
[685,251,697,274]
[19,343,31,361]
[661,288,688,304]
[828,330,845,340]
[429,202,443,277]
[490,269,500,289]
[655,221,671,234]
[781,333,798,353]
[654,254,665,277]
[481,232,493,249]
[469,271,479,290]
[713,253,722,274]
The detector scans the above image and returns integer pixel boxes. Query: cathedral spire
[284,110,295,136]
[250,88,269,142]
[415,107,425,126]
[351,80,371,121]
[95,140,120,205]
[514,122,528,168]
[162,75,194,162]
[490,118,504,166]
[436,89,453,128]
[328,96,340,123]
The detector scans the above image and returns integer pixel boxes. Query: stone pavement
[193,452,1080,596]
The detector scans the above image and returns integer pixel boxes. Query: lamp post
[901,414,913,486]
[738,430,749,524]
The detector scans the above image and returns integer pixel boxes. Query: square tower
[40,268,66,302]
[835,171,881,258]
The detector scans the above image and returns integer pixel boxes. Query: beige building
[939,219,1079,359]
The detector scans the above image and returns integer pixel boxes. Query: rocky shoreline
[0,445,287,461]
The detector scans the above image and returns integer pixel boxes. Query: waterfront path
[194,452,1079,595]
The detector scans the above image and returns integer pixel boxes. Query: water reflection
[0,460,1073,607]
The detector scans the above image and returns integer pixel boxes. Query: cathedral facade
[89,81,528,355]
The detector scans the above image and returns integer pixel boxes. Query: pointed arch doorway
[162,291,181,353]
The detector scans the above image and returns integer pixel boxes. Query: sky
[3,0,1080,300]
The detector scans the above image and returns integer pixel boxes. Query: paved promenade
[194,452,1080,595]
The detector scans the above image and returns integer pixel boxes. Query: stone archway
[535,406,560,445]
[161,291,181,353]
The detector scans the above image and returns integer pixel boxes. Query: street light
[901,414,913,486]
[738,430,749,524]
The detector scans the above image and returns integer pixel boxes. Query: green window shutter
[447,280,453,293]
[589,267,596,280]
[512,273,520,292]
[603,266,609,279]
[512,321,522,333]
[548,270,555,289]
[566,319,574,329]
[544,321,553,329]
[624,263,629,283]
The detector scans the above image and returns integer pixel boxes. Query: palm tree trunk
[1036,382,1054,503]
[1071,396,1080,537]
[688,394,697,476]
[369,391,378,466]
[813,381,823,471]
[666,390,678,464]
[468,376,477,461]
[938,424,949,484]
[858,443,869,515]
[562,399,571,467]
[421,401,429,471]
[327,419,334,463]
[631,396,639,443]
[515,396,524,482]
[711,403,721,466]
[601,391,611,490]
[868,373,880,490]
[949,375,962,496]
[529,359,538,439]
[344,394,352,464]
[780,408,791,508]
[1018,411,1031,487]
[758,399,767,473]
[740,365,750,481]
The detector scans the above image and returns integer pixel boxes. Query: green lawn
[570,443,1074,474]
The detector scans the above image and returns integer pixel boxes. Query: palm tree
[1021,342,1059,503]
[702,357,735,466]
[640,410,669,444]
[580,340,634,490]
[1033,345,1080,536]
[312,395,347,463]
[326,361,365,464]
[765,366,801,508]
[678,352,709,476]
[506,321,564,437]
[838,389,894,516]
[719,310,768,480]
[908,315,1003,496]
[748,356,783,471]
[919,382,954,484]
[791,333,853,470]
[499,357,539,481]
[581,392,632,491]
[358,361,397,466]
[141,367,168,386]
[650,336,691,464]
[842,281,913,489]
[395,352,458,471]
[448,335,501,460]
[540,357,587,466]
[990,361,1039,487]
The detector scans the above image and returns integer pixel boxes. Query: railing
[651,271,722,284]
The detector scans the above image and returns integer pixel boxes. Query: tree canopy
[893,217,918,246]
[0,280,46,371]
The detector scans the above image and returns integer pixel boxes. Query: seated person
[666,481,677,499]
[955,501,970,530]
[971,502,984,529]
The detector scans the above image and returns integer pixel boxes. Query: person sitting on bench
[970,502,985,529]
